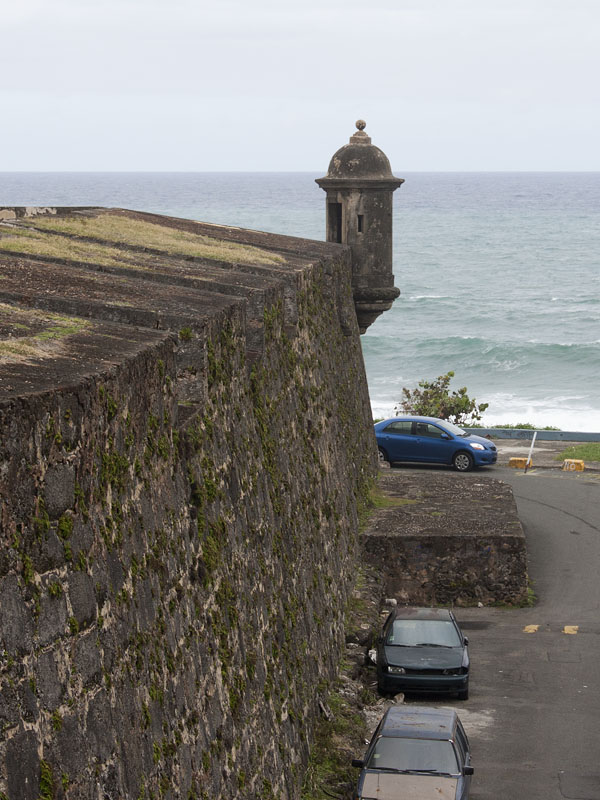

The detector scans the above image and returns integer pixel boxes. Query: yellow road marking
[523,625,539,633]
[563,625,579,635]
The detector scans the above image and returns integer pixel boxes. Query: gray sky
[2,0,599,171]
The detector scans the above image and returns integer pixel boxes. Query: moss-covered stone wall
[0,210,377,800]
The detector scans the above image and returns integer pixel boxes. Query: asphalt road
[453,466,600,800]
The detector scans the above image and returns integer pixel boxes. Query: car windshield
[367,736,459,775]
[436,419,467,436]
[387,619,462,648]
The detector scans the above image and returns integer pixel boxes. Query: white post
[524,431,538,473]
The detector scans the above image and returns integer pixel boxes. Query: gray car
[352,705,474,800]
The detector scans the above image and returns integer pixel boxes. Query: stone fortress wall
[1,126,528,800]
[0,207,377,799]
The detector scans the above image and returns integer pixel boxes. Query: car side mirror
[463,766,474,776]
[463,636,469,645]
[352,759,365,769]
[440,433,450,439]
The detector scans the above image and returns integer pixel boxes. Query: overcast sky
[1,0,599,171]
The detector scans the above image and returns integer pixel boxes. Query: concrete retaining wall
[362,471,528,607]
[473,428,600,442]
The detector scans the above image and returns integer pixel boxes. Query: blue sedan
[374,416,497,472]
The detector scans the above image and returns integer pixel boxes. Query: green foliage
[106,393,118,421]
[33,498,50,536]
[75,551,88,571]
[556,442,600,462]
[399,371,488,425]
[38,759,55,799]
[201,524,222,580]
[100,447,129,493]
[301,687,367,800]
[74,482,89,521]
[263,302,281,337]
[525,582,537,607]
[57,514,73,540]
[48,581,63,599]
[22,554,35,584]
[56,513,75,563]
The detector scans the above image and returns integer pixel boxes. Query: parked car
[377,607,470,699]
[352,705,474,800]
[374,415,497,472]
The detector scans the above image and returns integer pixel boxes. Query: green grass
[39,760,55,799]
[0,225,147,270]
[556,443,600,462]
[369,487,418,509]
[357,483,418,529]
[0,305,90,362]
[24,213,286,266]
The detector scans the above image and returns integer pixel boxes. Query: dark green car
[377,607,470,699]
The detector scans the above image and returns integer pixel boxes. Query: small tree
[398,371,488,426]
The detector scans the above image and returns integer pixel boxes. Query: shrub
[398,371,488,425]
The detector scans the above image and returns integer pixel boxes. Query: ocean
[2,171,599,431]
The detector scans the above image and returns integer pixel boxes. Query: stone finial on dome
[349,119,371,145]
[317,121,400,183]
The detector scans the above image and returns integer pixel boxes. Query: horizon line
[2,169,600,175]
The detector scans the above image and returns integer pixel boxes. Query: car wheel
[453,451,474,472]
[378,447,389,464]
[457,684,469,701]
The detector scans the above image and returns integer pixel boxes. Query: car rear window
[368,737,459,775]
[387,619,462,648]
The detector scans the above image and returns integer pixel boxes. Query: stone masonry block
[0,574,34,655]
[37,589,69,647]
[68,571,97,629]
[5,728,40,800]
[44,462,76,520]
